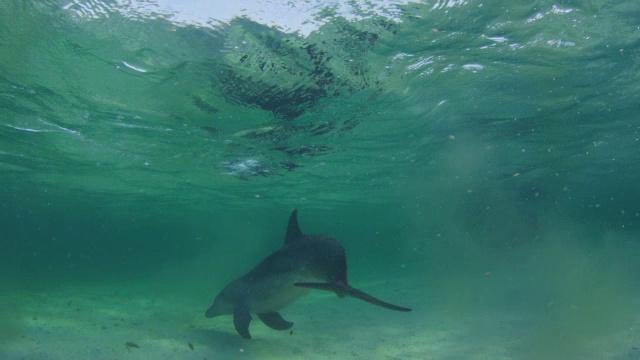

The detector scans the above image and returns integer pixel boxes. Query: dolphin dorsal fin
[285,209,304,244]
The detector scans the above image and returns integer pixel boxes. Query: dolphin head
[205,289,235,318]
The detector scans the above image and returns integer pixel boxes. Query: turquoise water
[2,0,640,359]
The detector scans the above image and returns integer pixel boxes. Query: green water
[1,0,640,359]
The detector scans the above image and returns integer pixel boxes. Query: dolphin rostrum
[205,209,411,339]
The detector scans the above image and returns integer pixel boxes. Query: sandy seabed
[2,274,639,360]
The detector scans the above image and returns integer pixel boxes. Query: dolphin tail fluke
[295,282,412,312]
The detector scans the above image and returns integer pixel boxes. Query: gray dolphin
[205,209,411,339]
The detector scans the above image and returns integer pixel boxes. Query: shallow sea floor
[3,266,639,360]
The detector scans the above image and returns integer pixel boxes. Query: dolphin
[205,209,411,339]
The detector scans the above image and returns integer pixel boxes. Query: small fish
[125,341,140,349]
[188,342,194,350]
[233,126,276,138]
[201,125,218,135]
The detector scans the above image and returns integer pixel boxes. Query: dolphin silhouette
[205,209,411,339]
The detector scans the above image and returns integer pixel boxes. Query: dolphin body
[205,209,411,339]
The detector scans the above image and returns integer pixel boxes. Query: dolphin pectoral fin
[257,312,294,330]
[233,305,253,339]
[295,282,412,312]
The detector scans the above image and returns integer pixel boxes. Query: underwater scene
[1,0,639,359]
